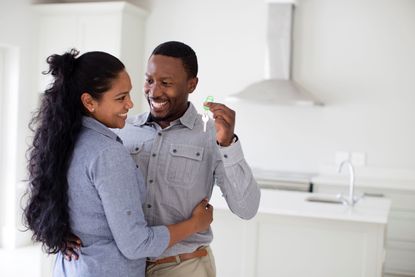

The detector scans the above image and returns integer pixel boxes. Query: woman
[24,49,213,277]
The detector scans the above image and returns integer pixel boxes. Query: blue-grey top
[53,116,169,277]
[117,102,261,258]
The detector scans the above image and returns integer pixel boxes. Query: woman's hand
[191,198,213,233]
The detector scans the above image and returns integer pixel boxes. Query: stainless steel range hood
[228,2,323,106]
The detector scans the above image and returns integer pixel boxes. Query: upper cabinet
[33,1,147,111]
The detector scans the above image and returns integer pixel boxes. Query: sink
[305,195,343,204]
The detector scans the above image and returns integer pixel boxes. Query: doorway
[0,46,19,248]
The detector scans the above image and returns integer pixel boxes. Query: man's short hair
[151,41,198,79]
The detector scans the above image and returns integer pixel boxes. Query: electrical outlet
[335,151,350,166]
[351,152,366,167]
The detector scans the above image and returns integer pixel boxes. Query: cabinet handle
[363,192,385,198]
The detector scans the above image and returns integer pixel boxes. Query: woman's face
[91,70,133,129]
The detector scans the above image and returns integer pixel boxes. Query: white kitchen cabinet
[313,182,415,276]
[256,214,385,277]
[34,1,146,111]
[210,187,389,277]
[211,208,258,277]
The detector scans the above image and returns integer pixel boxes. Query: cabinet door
[314,183,415,276]
[210,209,257,277]
[35,2,145,95]
[78,14,121,55]
[255,214,384,277]
[37,15,81,92]
[37,14,122,92]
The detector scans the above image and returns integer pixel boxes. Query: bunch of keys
[202,96,214,132]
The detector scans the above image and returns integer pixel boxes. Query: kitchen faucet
[337,160,358,206]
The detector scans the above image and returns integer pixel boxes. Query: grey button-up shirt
[54,116,169,277]
[118,102,260,258]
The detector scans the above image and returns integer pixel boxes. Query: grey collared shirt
[117,102,260,258]
[54,116,169,277]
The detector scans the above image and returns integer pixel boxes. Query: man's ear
[80,92,96,113]
[188,77,199,94]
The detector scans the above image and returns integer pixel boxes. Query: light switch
[335,151,350,166]
[351,152,366,167]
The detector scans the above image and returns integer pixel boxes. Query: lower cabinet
[211,208,386,277]
[313,184,415,277]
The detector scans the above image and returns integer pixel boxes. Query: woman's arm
[167,199,213,248]
[91,145,212,259]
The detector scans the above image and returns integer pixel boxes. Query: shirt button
[224,154,228,158]
[173,149,177,153]
[135,147,139,151]
[136,164,139,168]
[158,132,162,136]
[196,152,200,156]
[149,179,153,183]
[147,204,152,208]
[152,153,156,157]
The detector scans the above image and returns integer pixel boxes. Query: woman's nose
[126,98,134,109]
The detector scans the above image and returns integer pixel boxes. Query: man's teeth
[119,113,128,117]
[151,101,168,109]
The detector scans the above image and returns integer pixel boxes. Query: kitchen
[0,0,414,276]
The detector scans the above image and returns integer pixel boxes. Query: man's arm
[204,102,260,219]
[214,139,260,219]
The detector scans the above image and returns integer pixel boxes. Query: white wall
[0,0,41,247]
[144,0,415,183]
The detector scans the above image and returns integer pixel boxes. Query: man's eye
[116,96,126,101]
[145,79,153,84]
[162,81,171,86]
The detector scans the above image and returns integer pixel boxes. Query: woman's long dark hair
[24,49,125,254]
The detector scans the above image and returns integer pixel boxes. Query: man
[65,41,260,277]
[122,41,260,277]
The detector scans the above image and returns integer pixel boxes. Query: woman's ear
[188,77,199,94]
[80,92,96,113]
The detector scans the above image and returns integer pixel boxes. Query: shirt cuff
[149,225,170,259]
[218,138,244,166]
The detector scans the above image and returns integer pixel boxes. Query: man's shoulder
[125,112,148,126]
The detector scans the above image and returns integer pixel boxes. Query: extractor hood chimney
[228,1,323,106]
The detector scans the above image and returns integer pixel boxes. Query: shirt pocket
[165,144,204,188]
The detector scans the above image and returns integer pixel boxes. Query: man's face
[144,54,197,125]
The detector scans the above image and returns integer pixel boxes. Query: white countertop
[210,187,391,224]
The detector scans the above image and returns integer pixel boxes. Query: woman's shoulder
[75,127,129,159]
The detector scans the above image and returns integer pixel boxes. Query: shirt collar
[82,116,122,143]
[129,102,198,130]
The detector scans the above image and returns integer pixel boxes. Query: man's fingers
[204,102,232,113]
[63,246,80,261]
[64,249,79,261]
[67,241,81,250]
[213,114,234,127]
[66,234,82,246]
[207,105,235,125]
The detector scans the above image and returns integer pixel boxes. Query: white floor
[0,245,54,277]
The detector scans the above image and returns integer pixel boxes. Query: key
[202,96,214,133]
[202,112,209,132]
